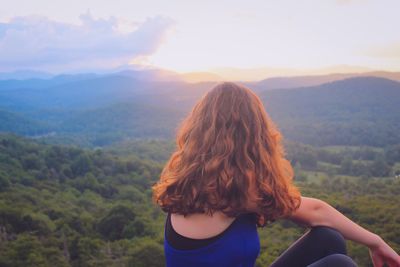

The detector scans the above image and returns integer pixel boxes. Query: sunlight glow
[1,0,399,73]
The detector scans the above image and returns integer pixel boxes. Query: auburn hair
[152,82,301,227]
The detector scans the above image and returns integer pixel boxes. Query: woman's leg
[269,226,356,267]
[307,254,357,267]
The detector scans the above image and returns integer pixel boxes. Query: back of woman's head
[152,82,300,227]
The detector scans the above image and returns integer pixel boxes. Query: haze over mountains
[2,65,400,83]
[1,67,400,147]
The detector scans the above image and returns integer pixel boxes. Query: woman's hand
[368,236,400,267]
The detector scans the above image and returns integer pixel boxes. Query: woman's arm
[286,196,400,267]
[286,197,380,246]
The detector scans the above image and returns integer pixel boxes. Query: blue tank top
[164,212,260,267]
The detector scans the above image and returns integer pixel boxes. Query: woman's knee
[307,254,357,267]
[308,226,347,254]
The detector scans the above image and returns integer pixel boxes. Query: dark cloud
[0,13,175,71]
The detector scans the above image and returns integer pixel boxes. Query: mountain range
[1,68,399,147]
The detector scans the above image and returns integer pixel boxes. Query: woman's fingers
[370,250,384,267]
[372,257,384,267]
[387,255,400,267]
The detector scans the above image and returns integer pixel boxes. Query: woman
[152,82,400,267]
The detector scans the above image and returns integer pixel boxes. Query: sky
[0,0,399,75]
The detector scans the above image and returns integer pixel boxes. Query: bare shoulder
[171,211,236,239]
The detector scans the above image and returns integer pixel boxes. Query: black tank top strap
[165,212,240,250]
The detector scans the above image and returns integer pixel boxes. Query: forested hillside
[261,77,400,146]
[0,134,164,267]
[0,134,399,267]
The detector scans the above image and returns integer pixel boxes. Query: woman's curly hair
[152,82,301,227]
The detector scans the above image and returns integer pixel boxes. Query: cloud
[364,42,400,59]
[0,12,175,72]
[334,0,365,4]
[335,0,352,3]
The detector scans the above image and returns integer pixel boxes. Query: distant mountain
[0,71,399,147]
[0,68,182,90]
[0,72,212,145]
[0,69,53,80]
[260,77,400,146]
[363,71,400,82]
[0,75,183,111]
[211,65,373,81]
[2,68,399,93]
[0,73,99,91]
[0,65,181,81]
[252,71,400,91]
[250,73,357,91]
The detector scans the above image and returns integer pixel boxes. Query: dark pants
[269,226,357,267]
